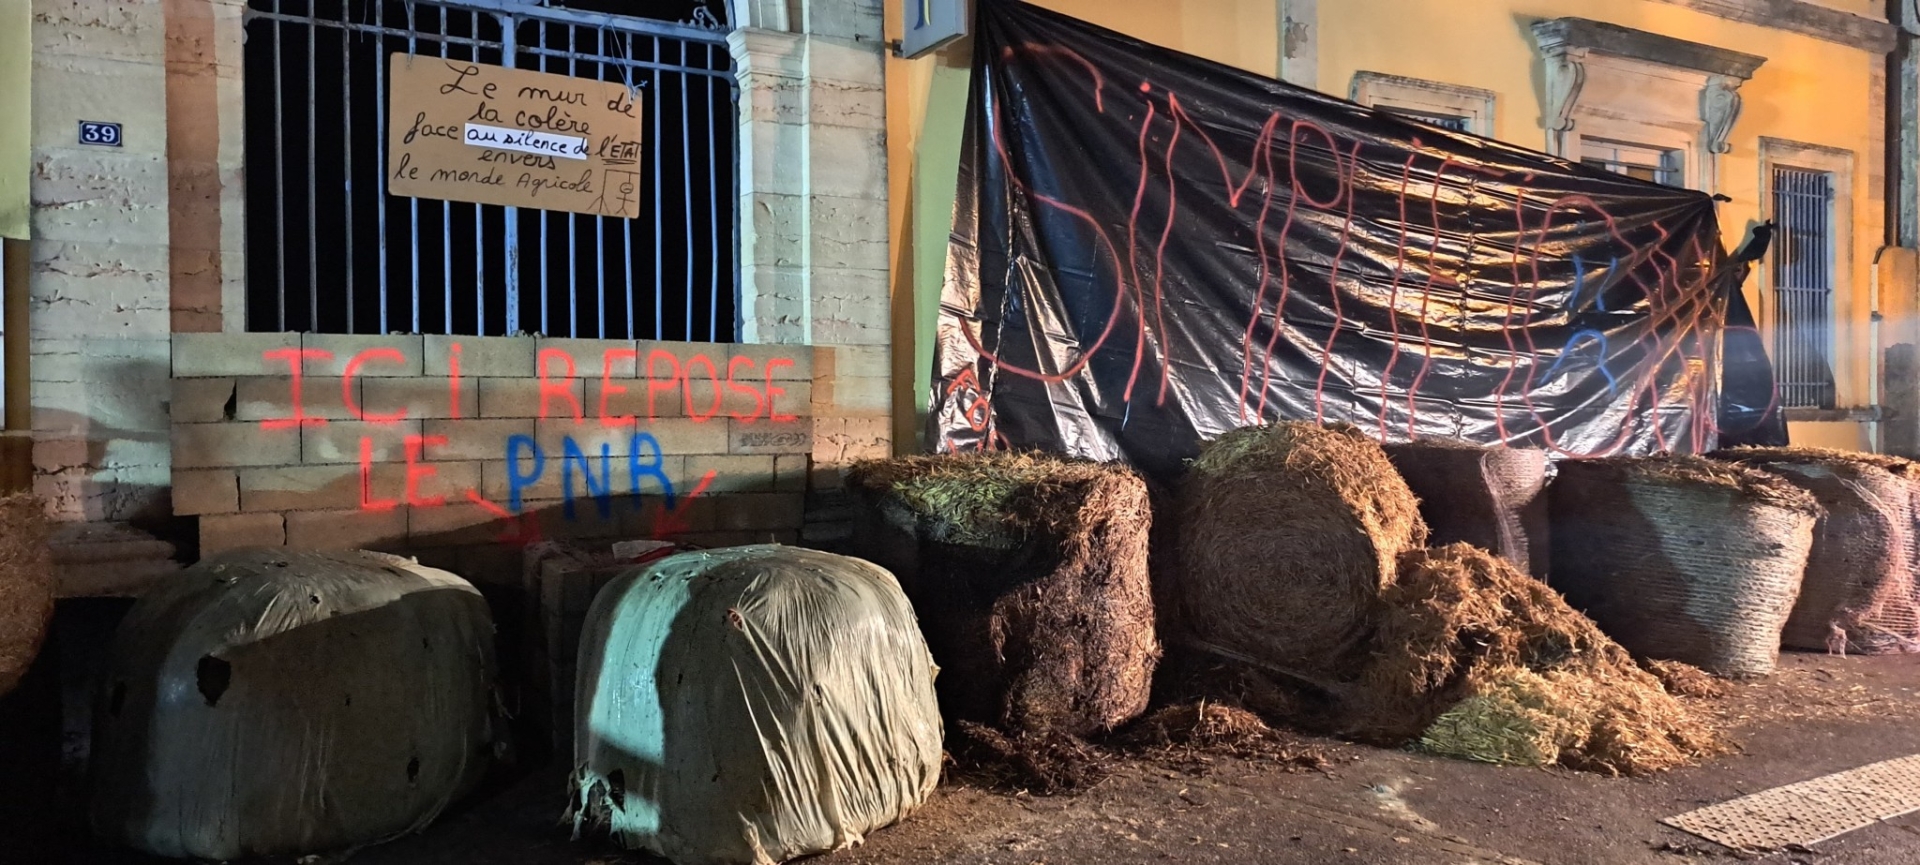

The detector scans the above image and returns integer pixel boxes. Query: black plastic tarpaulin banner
[931,0,1781,479]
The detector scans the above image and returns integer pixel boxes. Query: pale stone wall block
[171,467,237,515]
[200,511,286,554]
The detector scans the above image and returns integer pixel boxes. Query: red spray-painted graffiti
[253,343,805,546]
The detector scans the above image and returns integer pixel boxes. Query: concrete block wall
[29,0,175,522]
[169,335,845,578]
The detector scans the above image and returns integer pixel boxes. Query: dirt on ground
[52,653,1920,865]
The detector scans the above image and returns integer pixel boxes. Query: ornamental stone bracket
[1531,17,1765,192]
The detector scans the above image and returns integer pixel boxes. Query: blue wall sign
[78,121,122,147]
[901,0,968,58]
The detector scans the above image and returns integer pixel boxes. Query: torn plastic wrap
[90,549,499,860]
[1716,258,1790,448]
[568,545,942,865]
[933,0,1742,479]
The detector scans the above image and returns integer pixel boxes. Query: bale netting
[1177,422,1427,680]
[1549,456,1820,677]
[1355,544,1725,776]
[0,494,53,698]
[1382,439,1550,578]
[90,548,500,860]
[1712,448,1920,655]
[568,546,942,864]
[844,453,1158,737]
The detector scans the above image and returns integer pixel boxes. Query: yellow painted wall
[887,0,1887,451]
[1,0,30,240]
[885,0,1277,448]
[1316,0,1884,444]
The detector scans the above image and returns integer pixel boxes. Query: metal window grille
[1771,166,1837,409]
[242,0,737,341]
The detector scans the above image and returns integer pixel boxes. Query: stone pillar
[165,0,247,334]
[1277,0,1318,90]
[29,0,176,522]
[728,0,891,542]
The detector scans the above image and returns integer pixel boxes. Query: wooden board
[387,55,644,218]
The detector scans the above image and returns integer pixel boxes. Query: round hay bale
[1713,449,1920,654]
[90,548,499,860]
[845,453,1159,737]
[1177,422,1427,678]
[1365,545,1725,775]
[1382,439,1550,578]
[569,545,942,862]
[1549,456,1820,677]
[0,494,53,699]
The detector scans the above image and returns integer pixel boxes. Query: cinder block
[239,463,387,512]
[773,455,809,493]
[234,376,356,422]
[425,334,536,377]
[301,419,423,465]
[763,380,811,421]
[589,373,687,422]
[173,422,300,468]
[729,343,814,380]
[301,334,426,377]
[814,375,889,417]
[200,511,286,554]
[683,455,777,494]
[530,501,628,541]
[482,455,569,504]
[360,377,476,420]
[707,493,807,532]
[172,468,238,515]
[172,332,300,377]
[729,421,813,455]
[811,416,891,465]
[421,418,533,461]
[536,418,646,459]
[818,343,889,378]
[637,417,732,455]
[409,501,510,546]
[478,377,584,419]
[170,377,235,423]
[536,338,638,378]
[284,508,409,550]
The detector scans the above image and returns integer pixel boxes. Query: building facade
[890,0,1920,455]
[3,0,1919,587]
[1,0,893,593]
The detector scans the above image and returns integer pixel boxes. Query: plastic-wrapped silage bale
[568,545,942,865]
[90,548,500,860]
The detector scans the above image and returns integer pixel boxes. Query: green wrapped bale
[90,548,500,860]
[567,545,941,865]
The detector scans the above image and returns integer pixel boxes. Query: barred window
[1770,165,1837,409]
[242,0,737,341]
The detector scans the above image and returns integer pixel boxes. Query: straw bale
[1383,439,1550,577]
[845,453,1158,737]
[1549,456,1819,677]
[1363,545,1725,775]
[0,494,53,698]
[1713,449,1920,654]
[1176,422,1427,679]
[1645,659,1729,699]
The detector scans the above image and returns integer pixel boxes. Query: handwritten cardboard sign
[387,55,643,218]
